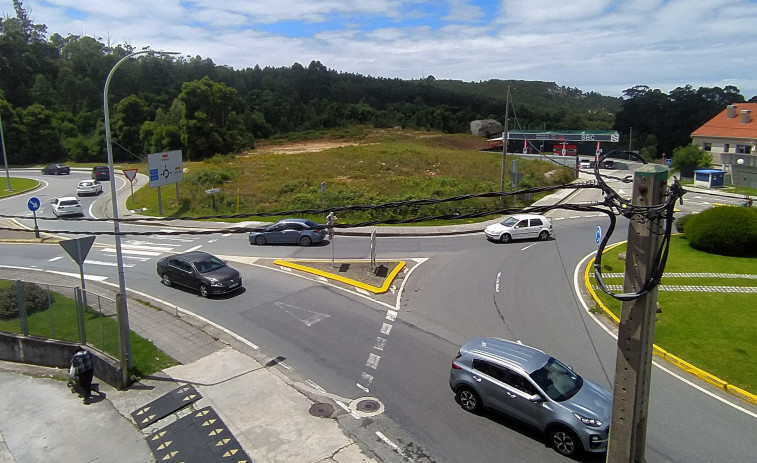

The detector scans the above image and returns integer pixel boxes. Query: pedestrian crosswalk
[49,234,207,268]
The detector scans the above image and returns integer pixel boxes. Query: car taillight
[451,361,461,369]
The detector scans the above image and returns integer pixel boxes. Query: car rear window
[61,200,80,206]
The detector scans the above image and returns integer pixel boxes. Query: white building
[691,103,757,187]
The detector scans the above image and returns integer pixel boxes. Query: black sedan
[156,251,242,298]
[41,163,71,175]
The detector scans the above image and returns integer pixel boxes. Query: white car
[76,180,103,196]
[484,213,553,243]
[51,197,83,217]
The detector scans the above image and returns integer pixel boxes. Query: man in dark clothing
[72,347,94,400]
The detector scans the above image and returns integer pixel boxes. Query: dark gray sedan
[156,251,242,298]
[248,218,327,246]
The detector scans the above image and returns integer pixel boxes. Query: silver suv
[449,338,611,457]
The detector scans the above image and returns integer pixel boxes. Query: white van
[484,213,553,243]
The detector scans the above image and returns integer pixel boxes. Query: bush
[0,282,52,319]
[685,207,757,256]
[674,213,697,233]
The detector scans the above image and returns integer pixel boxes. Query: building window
[724,144,730,153]
[736,145,752,154]
[703,142,712,151]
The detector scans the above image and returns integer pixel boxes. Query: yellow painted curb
[274,259,406,294]
[585,245,757,407]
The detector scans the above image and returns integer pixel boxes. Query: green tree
[113,95,148,160]
[19,103,64,163]
[178,77,238,160]
[672,144,712,178]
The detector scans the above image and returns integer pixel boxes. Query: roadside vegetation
[590,234,757,394]
[0,280,177,377]
[125,129,576,224]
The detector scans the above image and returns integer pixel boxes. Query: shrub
[684,207,757,256]
[674,213,697,234]
[0,282,52,319]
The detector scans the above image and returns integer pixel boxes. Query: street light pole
[1,110,10,191]
[103,49,178,381]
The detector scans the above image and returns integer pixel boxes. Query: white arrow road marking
[274,301,330,326]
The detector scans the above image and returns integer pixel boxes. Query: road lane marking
[366,353,381,369]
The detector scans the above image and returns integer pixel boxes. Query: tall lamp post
[104,49,178,381]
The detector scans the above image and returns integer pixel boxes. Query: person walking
[71,347,94,401]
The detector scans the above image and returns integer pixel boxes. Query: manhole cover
[309,402,334,418]
[348,397,385,417]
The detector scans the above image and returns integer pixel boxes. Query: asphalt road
[2,168,756,462]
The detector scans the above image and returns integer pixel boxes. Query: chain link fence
[0,279,121,360]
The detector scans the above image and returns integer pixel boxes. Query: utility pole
[607,164,669,462]
[499,86,510,207]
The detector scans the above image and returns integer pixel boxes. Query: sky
[4,0,757,99]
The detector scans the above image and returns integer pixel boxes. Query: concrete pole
[499,86,510,207]
[607,164,669,462]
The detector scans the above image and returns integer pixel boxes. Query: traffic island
[273,259,406,294]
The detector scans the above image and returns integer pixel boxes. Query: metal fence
[0,279,121,360]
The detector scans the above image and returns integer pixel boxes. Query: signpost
[327,212,335,267]
[27,197,41,238]
[205,188,221,209]
[123,169,138,206]
[60,236,96,340]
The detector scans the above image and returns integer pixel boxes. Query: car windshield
[192,256,227,273]
[501,217,519,227]
[529,357,583,402]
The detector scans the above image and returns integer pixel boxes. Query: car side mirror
[528,394,544,403]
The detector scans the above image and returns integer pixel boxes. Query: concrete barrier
[0,332,126,389]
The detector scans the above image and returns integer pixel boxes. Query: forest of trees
[1,1,754,165]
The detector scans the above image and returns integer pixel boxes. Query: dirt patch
[257,140,363,154]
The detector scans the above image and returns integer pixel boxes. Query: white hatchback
[51,196,83,217]
[484,213,553,243]
[76,180,103,196]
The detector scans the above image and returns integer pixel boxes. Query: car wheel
[255,235,266,245]
[500,233,512,243]
[199,284,209,298]
[161,274,172,287]
[539,230,549,241]
[549,426,581,457]
[299,236,312,246]
[456,386,482,413]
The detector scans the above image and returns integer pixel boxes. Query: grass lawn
[0,280,177,376]
[0,177,39,198]
[589,235,757,393]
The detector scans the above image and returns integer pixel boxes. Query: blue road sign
[27,197,41,212]
[665,158,673,166]
[595,225,602,245]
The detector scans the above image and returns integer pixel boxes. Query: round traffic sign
[595,226,602,245]
[28,197,41,212]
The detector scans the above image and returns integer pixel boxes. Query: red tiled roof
[691,103,757,139]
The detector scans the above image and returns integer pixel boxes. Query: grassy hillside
[127,128,576,224]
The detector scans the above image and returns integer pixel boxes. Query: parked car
[50,196,83,217]
[41,163,70,175]
[248,218,327,246]
[91,166,110,181]
[449,337,612,457]
[484,214,553,243]
[579,159,592,169]
[156,251,242,298]
[601,159,615,169]
[76,180,103,196]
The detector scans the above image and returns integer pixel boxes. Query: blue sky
[4,0,757,99]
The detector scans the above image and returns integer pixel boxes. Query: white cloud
[3,0,756,98]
